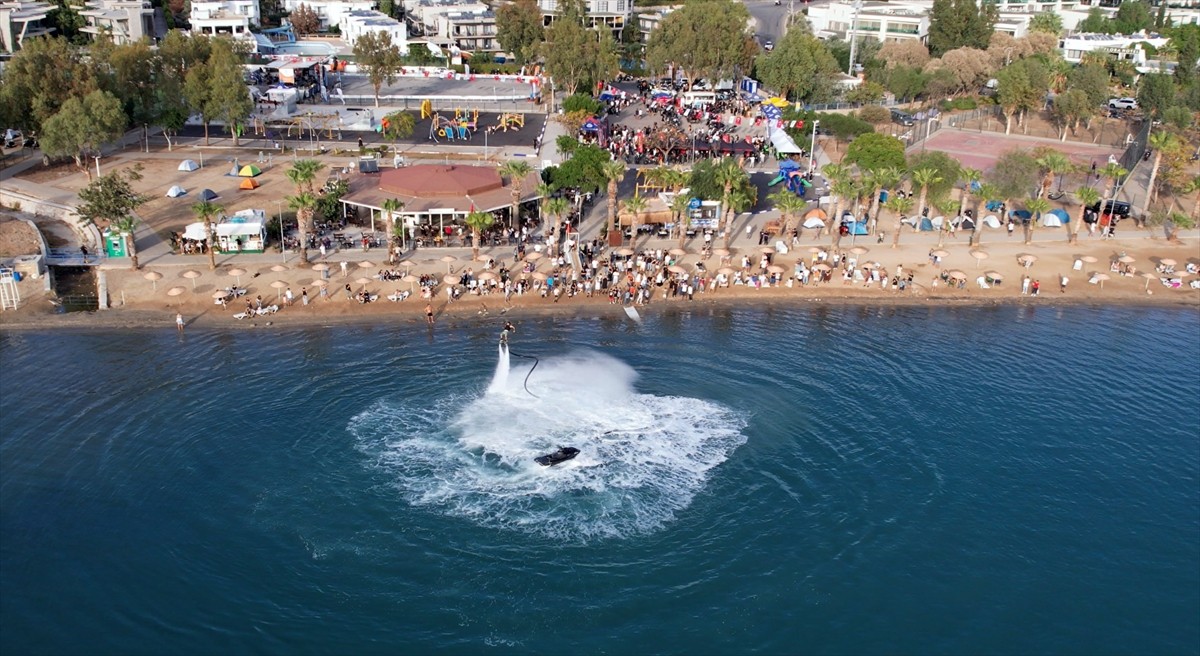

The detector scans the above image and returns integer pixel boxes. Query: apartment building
[0,0,53,53]
[807,1,929,43]
[190,0,260,40]
[340,9,407,48]
[281,0,374,31]
[79,0,155,45]
[536,0,632,39]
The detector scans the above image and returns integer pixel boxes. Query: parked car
[1108,97,1138,110]
[1088,200,1131,217]
[890,109,915,126]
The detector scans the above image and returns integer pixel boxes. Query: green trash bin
[104,230,127,258]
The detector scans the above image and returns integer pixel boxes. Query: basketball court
[915,129,1125,173]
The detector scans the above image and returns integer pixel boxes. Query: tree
[770,189,807,240]
[996,58,1047,134]
[989,148,1039,239]
[829,177,858,248]
[1024,196,1051,244]
[906,151,960,200]
[541,0,619,97]
[928,0,997,57]
[600,160,626,238]
[645,0,756,84]
[464,210,495,261]
[884,195,914,249]
[554,144,609,193]
[1078,9,1110,34]
[878,40,931,70]
[190,200,223,270]
[711,158,750,248]
[621,194,648,248]
[285,159,326,266]
[354,31,403,107]
[76,166,150,270]
[936,47,994,94]
[958,167,982,236]
[1072,186,1101,244]
[1112,0,1153,35]
[499,160,534,230]
[0,35,92,133]
[381,198,405,257]
[183,61,214,145]
[756,31,840,103]
[1162,106,1194,131]
[107,41,160,149]
[882,66,927,103]
[864,166,902,235]
[844,133,906,172]
[546,197,570,256]
[1099,162,1128,211]
[1137,74,1177,119]
[496,0,544,65]
[973,183,1002,246]
[206,40,254,146]
[289,3,320,35]
[1034,149,1073,200]
[911,168,943,226]
[1029,12,1063,35]
[41,90,127,182]
[381,110,416,151]
[671,194,693,248]
[1143,131,1177,216]
[1052,89,1094,140]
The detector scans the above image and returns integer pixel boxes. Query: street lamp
[847,0,865,76]
[92,155,101,178]
[276,199,286,262]
[810,120,819,173]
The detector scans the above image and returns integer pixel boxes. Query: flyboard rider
[499,321,515,345]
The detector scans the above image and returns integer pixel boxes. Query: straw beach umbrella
[969,250,988,268]
[401,273,419,293]
[668,265,687,274]
[181,269,202,289]
[270,264,288,273]
[1016,254,1037,269]
[1160,258,1177,268]
[226,267,247,286]
[143,270,163,291]
[1092,272,1110,289]
[613,248,634,257]
[270,280,288,300]
[1141,271,1157,290]
[947,269,967,281]
[358,260,373,270]
[668,248,689,257]
[440,255,456,273]
[167,286,185,297]
[984,270,1003,283]
[442,274,459,285]
[1118,255,1135,264]
[849,246,869,256]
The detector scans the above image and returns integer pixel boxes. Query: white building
[79,0,154,45]
[190,0,260,40]
[0,0,54,53]
[537,0,632,39]
[339,9,407,49]
[808,1,929,43]
[281,0,373,31]
[1059,32,1171,65]
[439,8,497,52]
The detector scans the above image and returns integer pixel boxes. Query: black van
[1087,200,1131,217]
[890,109,915,126]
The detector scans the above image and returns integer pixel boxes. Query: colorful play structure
[424,103,479,143]
[491,113,524,132]
[769,159,812,197]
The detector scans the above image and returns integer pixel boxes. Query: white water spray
[351,350,747,540]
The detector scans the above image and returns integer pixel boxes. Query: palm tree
[1072,186,1101,244]
[973,183,1002,247]
[958,168,982,227]
[381,198,405,259]
[286,191,319,266]
[622,194,649,249]
[713,158,749,248]
[286,159,326,266]
[866,166,902,236]
[830,177,858,248]
[934,196,960,247]
[1185,174,1200,222]
[884,195,914,249]
[770,189,807,243]
[464,209,495,261]
[670,193,694,249]
[1099,162,1128,205]
[546,196,569,257]
[725,187,755,248]
[661,167,688,193]
[191,199,223,271]
[1024,197,1051,244]
[911,167,942,222]
[498,160,533,230]
[1035,149,1073,199]
[1142,131,1177,216]
[600,160,626,238]
[536,182,555,222]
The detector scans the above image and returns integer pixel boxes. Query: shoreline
[2,289,1196,333]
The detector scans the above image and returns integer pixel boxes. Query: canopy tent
[1042,208,1069,227]
[198,189,220,201]
[178,159,200,172]
[182,222,209,241]
[166,185,187,198]
[239,178,260,190]
[768,125,803,155]
[580,117,604,132]
[238,164,262,177]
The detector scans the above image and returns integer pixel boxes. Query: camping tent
[178,159,199,172]
[166,185,187,198]
[239,178,260,190]
[981,214,1001,229]
[198,189,220,201]
[802,217,826,229]
[238,164,262,177]
[1042,208,1069,227]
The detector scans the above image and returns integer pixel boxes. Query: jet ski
[535,447,579,466]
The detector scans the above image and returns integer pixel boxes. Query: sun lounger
[233,312,249,320]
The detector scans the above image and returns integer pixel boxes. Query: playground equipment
[286,112,341,140]
[420,99,433,120]
[428,113,474,142]
[455,108,479,131]
[489,113,524,132]
[768,159,812,197]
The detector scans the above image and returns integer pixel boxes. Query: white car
[1108,97,1138,110]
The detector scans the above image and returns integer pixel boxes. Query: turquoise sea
[1,305,1198,655]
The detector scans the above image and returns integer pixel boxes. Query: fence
[1117,118,1151,177]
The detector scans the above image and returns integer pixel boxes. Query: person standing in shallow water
[425,303,434,325]
[176,313,184,332]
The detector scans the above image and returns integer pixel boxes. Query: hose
[506,348,540,398]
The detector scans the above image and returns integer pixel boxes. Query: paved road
[745,0,813,46]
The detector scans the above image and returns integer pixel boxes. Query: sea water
[1,306,1197,654]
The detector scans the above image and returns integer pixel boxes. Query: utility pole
[847,0,864,76]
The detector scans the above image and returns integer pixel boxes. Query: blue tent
[1010,209,1032,224]
[919,217,934,231]
[1043,208,1069,227]
[580,117,603,132]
